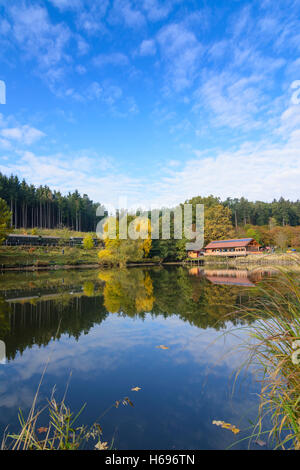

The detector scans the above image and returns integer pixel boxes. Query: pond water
[0,266,275,449]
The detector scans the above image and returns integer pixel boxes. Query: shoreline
[1,253,299,272]
[0,261,185,271]
[204,253,300,266]
[0,263,101,271]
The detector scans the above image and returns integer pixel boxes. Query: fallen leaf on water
[37,427,48,434]
[156,345,169,350]
[212,420,240,435]
[95,441,109,450]
[123,397,134,407]
[255,439,266,447]
[131,387,141,392]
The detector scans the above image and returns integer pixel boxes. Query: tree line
[186,195,300,227]
[1,172,300,255]
[0,173,101,232]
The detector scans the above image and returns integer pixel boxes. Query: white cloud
[75,2,109,35]
[93,52,129,67]
[278,105,300,134]
[138,39,156,56]
[64,81,123,106]
[49,0,82,10]
[0,138,11,150]
[8,3,71,70]
[0,125,45,145]
[157,23,203,92]
[76,64,87,75]
[149,130,300,207]
[0,151,144,208]
[109,0,146,29]
[3,122,300,210]
[76,34,89,55]
[195,72,264,130]
[142,0,174,21]
[0,18,11,35]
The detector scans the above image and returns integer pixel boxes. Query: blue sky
[0,0,300,209]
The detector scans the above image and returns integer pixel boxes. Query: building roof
[205,238,255,250]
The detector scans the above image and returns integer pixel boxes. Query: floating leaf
[156,345,169,350]
[255,439,266,447]
[212,420,240,434]
[122,397,134,407]
[131,387,141,392]
[37,427,48,434]
[95,441,109,450]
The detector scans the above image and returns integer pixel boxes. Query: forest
[2,172,300,258]
[186,195,300,228]
[0,173,102,232]
[1,173,300,233]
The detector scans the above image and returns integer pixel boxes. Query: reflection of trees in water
[98,270,154,316]
[151,268,253,330]
[0,268,259,360]
[99,267,254,329]
[0,295,108,361]
[0,297,11,337]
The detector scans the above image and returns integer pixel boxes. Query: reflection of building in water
[204,269,255,286]
[189,267,278,286]
[188,267,204,276]
[249,268,278,282]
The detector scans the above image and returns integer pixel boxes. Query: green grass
[13,227,96,238]
[0,245,99,268]
[236,271,300,449]
[232,253,300,265]
[2,397,107,450]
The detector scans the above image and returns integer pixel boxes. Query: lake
[0,266,274,450]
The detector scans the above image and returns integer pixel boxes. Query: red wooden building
[204,238,260,256]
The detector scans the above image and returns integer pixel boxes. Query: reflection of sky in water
[0,312,261,450]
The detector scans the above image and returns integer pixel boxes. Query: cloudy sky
[0,0,300,209]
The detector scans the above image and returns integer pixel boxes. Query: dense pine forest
[1,172,300,233]
[0,173,101,232]
[186,195,300,227]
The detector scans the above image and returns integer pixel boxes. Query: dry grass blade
[234,268,300,449]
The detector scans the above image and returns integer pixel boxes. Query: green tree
[246,227,262,243]
[274,230,289,251]
[0,198,12,245]
[83,234,94,250]
[204,204,234,244]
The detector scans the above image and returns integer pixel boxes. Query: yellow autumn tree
[204,205,234,244]
[0,198,12,245]
[83,234,94,250]
[98,216,152,267]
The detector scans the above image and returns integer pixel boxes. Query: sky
[0,0,300,209]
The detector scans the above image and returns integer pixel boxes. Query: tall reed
[237,270,300,449]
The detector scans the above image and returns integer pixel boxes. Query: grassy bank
[0,245,99,269]
[237,271,300,449]
[204,253,300,267]
[12,228,96,238]
[2,395,108,450]
[0,246,169,270]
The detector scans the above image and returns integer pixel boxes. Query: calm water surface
[0,266,273,449]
